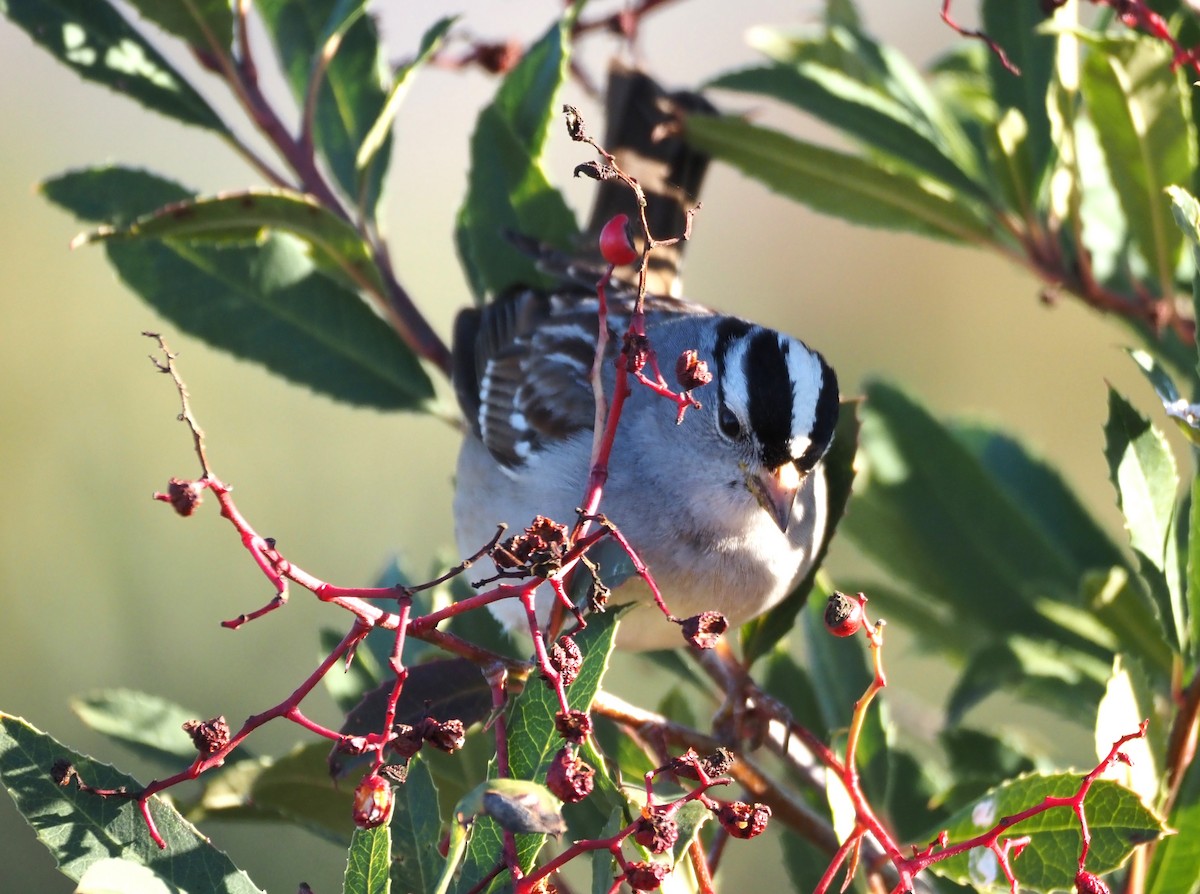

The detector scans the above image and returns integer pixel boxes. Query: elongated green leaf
[71,689,252,768]
[357,15,455,172]
[247,742,356,842]
[741,399,859,664]
[0,712,265,892]
[344,821,391,894]
[926,773,1164,890]
[455,14,579,301]
[844,382,1079,631]
[82,188,386,296]
[982,0,1057,186]
[121,0,232,52]
[1082,35,1194,292]
[257,0,391,216]
[2,0,228,133]
[390,756,444,894]
[684,116,995,244]
[1145,737,1200,894]
[42,167,434,411]
[712,64,986,199]
[1104,387,1184,651]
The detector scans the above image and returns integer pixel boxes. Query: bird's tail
[579,62,717,297]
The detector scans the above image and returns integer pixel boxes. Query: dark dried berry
[472,40,522,74]
[352,772,393,829]
[160,477,204,516]
[547,636,583,687]
[622,331,651,374]
[632,812,679,854]
[680,611,727,649]
[624,860,671,891]
[51,759,76,787]
[824,591,864,638]
[494,516,571,578]
[554,709,593,743]
[545,746,595,804]
[716,801,771,839]
[390,723,425,759]
[700,747,735,778]
[574,161,616,181]
[1075,870,1112,894]
[421,718,466,753]
[182,716,230,756]
[675,349,713,390]
[588,575,611,612]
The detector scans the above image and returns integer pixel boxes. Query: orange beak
[746,462,801,533]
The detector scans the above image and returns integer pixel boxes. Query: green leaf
[455,14,580,301]
[741,399,859,663]
[389,756,444,894]
[71,689,251,768]
[1104,387,1184,651]
[2,0,228,133]
[844,382,1080,633]
[81,187,387,296]
[937,727,1038,814]
[43,167,434,411]
[357,15,455,173]
[1190,472,1200,666]
[926,773,1165,890]
[982,0,1057,186]
[1145,735,1200,894]
[684,115,996,244]
[1082,35,1195,292]
[1095,657,1159,805]
[257,0,391,216]
[245,742,356,842]
[0,712,265,892]
[711,64,986,199]
[121,0,232,52]
[344,821,391,894]
[507,608,625,872]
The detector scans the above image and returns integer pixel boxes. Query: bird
[450,66,840,651]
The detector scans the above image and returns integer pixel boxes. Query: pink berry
[599,214,639,266]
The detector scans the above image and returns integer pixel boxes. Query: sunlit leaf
[0,713,264,892]
[455,13,579,300]
[344,820,391,894]
[926,773,1164,890]
[121,0,232,52]
[684,115,996,244]
[389,756,444,894]
[42,167,434,411]
[3,0,228,133]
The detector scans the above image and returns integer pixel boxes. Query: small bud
[675,349,713,390]
[716,801,771,839]
[632,812,679,854]
[158,477,204,516]
[555,709,593,743]
[680,611,727,649]
[547,636,583,687]
[599,214,640,266]
[182,716,230,756]
[421,717,466,754]
[352,772,394,829]
[824,591,864,638]
[624,860,671,891]
[1075,870,1112,894]
[545,746,595,803]
[563,104,586,141]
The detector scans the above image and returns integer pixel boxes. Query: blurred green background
[0,2,1162,891]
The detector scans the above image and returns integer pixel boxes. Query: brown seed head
[182,716,230,756]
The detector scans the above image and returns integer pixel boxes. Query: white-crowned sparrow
[451,68,839,650]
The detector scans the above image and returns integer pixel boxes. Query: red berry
[352,772,393,829]
[824,592,864,637]
[599,214,639,266]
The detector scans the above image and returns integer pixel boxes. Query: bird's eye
[717,404,742,440]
